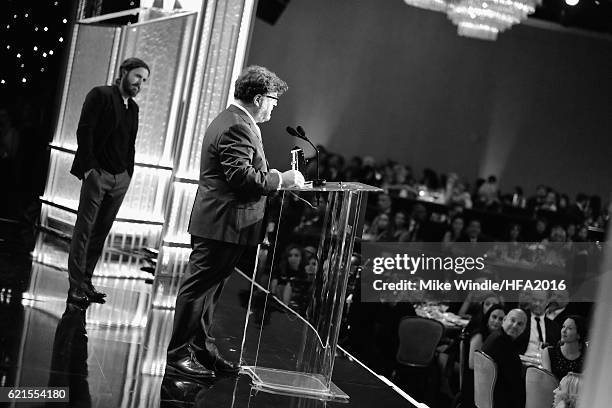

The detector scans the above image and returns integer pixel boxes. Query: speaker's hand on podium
[280,170,305,188]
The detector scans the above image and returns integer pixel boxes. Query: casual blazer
[516,311,560,354]
[188,105,281,246]
[70,85,139,179]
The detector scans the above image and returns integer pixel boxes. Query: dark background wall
[247,0,612,197]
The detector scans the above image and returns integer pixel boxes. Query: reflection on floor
[0,231,418,408]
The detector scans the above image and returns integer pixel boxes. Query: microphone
[286,126,301,139]
[296,125,306,138]
[286,126,326,187]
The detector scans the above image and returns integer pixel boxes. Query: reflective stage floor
[0,231,420,408]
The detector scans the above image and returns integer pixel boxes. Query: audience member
[546,289,572,326]
[391,211,411,242]
[476,175,500,209]
[511,186,527,208]
[527,217,549,242]
[271,244,305,305]
[527,184,548,213]
[566,194,588,225]
[459,290,503,330]
[552,372,581,408]
[402,203,431,242]
[445,173,473,209]
[377,193,393,215]
[458,219,489,243]
[458,304,506,408]
[541,316,587,380]
[558,194,570,214]
[468,304,506,368]
[441,215,465,251]
[540,190,559,212]
[516,290,560,355]
[365,213,393,242]
[481,308,528,408]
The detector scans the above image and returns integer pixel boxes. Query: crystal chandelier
[447,0,540,40]
[403,0,449,13]
[403,0,541,40]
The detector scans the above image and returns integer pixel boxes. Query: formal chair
[396,316,445,367]
[473,350,497,408]
[525,366,559,408]
[458,328,469,391]
[393,316,444,401]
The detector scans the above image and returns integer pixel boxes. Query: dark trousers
[167,236,246,361]
[68,169,131,290]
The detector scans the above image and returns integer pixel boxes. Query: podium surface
[240,182,381,400]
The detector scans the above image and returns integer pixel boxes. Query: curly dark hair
[234,65,288,103]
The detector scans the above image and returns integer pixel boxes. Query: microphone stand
[295,126,326,187]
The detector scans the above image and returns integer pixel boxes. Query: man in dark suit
[566,193,588,224]
[68,58,150,304]
[166,66,304,378]
[482,308,528,408]
[516,290,560,355]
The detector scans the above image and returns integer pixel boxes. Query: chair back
[473,350,497,408]
[396,316,444,367]
[525,366,559,408]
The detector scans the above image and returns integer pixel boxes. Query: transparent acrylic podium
[240,182,381,401]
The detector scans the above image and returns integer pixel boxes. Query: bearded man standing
[67,57,150,304]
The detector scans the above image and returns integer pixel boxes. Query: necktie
[535,316,544,345]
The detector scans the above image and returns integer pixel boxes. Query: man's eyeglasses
[262,95,278,101]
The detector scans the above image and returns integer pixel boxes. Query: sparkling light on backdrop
[0,0,72,89]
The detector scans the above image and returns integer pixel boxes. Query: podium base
[242,366,349,401]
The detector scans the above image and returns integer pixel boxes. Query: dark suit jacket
[516,311,560,354]
[188,105,281,246]
[482,329,525,408]
[70,85,139,179]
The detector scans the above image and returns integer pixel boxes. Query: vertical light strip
[226,0,255,104]
[53,24,80,147]
[108,27,122,85]
[176,0,218,179]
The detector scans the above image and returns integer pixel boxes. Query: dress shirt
[526,314,547,356]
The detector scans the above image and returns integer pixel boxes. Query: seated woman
[270,244,305,306]
[459,290,503,331]
[468,305,506,369]
[363,213,393,242]
[553,372,581,408]
[541,315,587,380]
[458,304,506,408]
[390,211,411,242]
[441,215,465,252]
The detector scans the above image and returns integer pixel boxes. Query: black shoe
[167,352,215,379]
[160,375,210,403]
[68,288,90,304]
[208,355,240,375]
[83,284,106,304]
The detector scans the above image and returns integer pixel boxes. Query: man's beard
[121,76,140,97]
